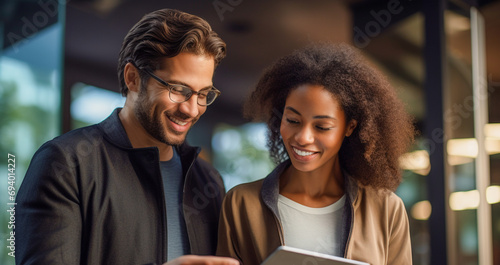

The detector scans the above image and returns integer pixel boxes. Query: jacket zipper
[343,200,355,258]
[155,149,168,263]
[272,212,285,245]
[182,150,198,252]
[181,146,199,195]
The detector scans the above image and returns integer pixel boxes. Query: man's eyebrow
[165,79,213,91]
[285,106,337,120]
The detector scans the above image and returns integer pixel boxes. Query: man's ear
[345,119,357,137]
[124,62,141,93]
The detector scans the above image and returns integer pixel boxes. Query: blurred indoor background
[1,0,499,264]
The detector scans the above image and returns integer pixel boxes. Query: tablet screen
[261,246,370,265]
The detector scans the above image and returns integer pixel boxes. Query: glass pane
[0,2,65,264]
[71,83,126,129]
[360,12,428,264]
[483,3,500,264]
[444,6,479,265]
[211,122,274,191]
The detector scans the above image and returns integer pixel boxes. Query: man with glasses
[16,9,238,265]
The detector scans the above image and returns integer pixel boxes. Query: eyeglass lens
[169,85,218,105]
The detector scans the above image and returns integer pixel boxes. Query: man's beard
[134,90,189,146]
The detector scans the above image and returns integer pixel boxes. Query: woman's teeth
[293,147,314,156]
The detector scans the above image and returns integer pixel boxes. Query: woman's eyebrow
[313,115,336,120]
[285,106,336,120]
[285,106,301,115]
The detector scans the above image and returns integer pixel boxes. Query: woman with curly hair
[216,43,415,265]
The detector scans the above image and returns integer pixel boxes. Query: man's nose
[178,95,199,118]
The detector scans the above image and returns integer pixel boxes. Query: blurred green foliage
[212,123,275,191]
[0,80,56,265]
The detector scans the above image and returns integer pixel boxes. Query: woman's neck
[279,158,345,207]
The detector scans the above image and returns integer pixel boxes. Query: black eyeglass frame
[129,60,221,106]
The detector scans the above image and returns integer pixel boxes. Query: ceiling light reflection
[449,190,480,211]
[399,150,430,175]
[411,200,432,220]
[486,186,500,204]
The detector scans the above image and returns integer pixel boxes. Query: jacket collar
[260,159,359,219]
[98,108,133,148]
[343,170,359,206]
[261,160,290,221]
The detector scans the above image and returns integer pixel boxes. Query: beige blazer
[217,162,412,265]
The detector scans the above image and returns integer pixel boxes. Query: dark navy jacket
[16,109,225,265]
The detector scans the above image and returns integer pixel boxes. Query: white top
[278,194,345,257]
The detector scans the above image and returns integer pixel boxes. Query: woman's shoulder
[225,179,265,201]
[356,184,405,209]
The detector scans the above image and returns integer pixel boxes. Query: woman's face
[280,84,357,173]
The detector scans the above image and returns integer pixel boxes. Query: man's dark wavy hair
[244,43,415,191]
[117,9,226,96]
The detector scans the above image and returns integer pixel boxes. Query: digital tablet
[261,246,370,265]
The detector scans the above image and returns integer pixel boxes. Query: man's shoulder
[32,122,120,168]
[189,156,225,189]
[193,156,215,170]
[37,123,99,149]
[191,156,219,177]
[46,109,121,149]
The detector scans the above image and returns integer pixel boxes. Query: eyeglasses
[130,61,221,106]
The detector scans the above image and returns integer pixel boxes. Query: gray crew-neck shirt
[160,148,190,261]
